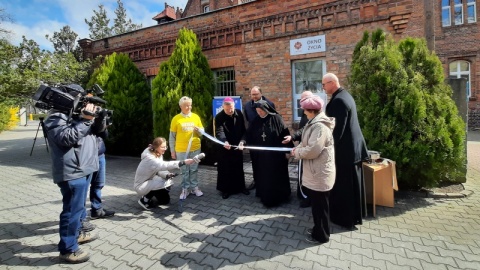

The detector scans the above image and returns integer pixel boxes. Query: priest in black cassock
[323,73,369,229]
[245,100,294,207]
[215,97,250,199]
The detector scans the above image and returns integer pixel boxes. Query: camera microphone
[192,153,205,163]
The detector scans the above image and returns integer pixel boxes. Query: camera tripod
[30,117,49,156]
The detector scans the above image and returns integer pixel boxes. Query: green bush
[349,29,466,189]
[0,102,10,132]
[151,28,215,163]
[88,52,153,156]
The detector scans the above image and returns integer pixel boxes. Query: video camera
[32,83,113,125]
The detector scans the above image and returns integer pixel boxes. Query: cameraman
[44,103,103,264]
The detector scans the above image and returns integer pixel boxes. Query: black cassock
[215,109,247,194]
[326,88,369,229]
[246,114,293,207]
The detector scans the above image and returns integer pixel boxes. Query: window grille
[214,68,236,96]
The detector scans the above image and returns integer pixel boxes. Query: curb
[426,189,474,198]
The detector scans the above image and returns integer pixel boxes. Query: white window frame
[442,0,452,26]
[450,60,471,98]
[454,0,464,25]
[291,58,327,121]
[467,0,477,23]
[203,5,210,13]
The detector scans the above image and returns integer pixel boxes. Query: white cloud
[3,0,191,51]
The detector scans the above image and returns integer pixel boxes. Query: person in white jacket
[134,137,197,210]
[291,95,336,245]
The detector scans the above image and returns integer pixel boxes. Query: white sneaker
[191,187,203,197]
[164,179,174,188]
[179,189,189,200]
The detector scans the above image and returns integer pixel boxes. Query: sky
[1,0,189,51]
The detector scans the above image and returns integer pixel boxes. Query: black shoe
[90,208,115,219]
[305,236,328,245]
[247,182,256,190]
[222,193,230,199]
[242,189,250,195]
[299,199,311,208]
[138,197,153,210]
[306,228,313,235]
[80,221,96,232]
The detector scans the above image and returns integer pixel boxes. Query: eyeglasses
[322,81,333,87]
[160,146,168,150]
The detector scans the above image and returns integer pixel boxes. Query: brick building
[79,0,480,127]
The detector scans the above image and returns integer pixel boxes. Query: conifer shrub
[88,52,152,156]
[151,28,215,164]
[349,29,466,189]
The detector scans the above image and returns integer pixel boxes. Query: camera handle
[30,117,49,156]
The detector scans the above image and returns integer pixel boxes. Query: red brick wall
[81,0,418,126]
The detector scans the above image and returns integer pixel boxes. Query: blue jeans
[176,149,200,189]
[80,174,93,222]
[90,154,106,211]
[57,176,90,254]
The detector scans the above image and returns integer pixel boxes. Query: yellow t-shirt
[170,113,203,152]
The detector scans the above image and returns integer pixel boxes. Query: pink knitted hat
[300,95,324,110]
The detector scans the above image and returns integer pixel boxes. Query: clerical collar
[181,112,192,117]
[259,114,268,119]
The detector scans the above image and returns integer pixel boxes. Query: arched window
[203,5,210,13]
[450,60,471,98]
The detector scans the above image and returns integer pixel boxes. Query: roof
[152,3,176,21]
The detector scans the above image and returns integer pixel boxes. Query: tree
[85,4,112,39]
[88,52,152,156]
[0,39,22,104]
[85,0,142,40]
[349,29,466,189]
[112,0,142,35]
[45,25,78,54]
[151,28,214,162]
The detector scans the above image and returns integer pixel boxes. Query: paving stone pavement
[1,121,480,270]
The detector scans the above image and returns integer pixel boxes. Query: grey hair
[323,73,339,83]
[179,96,192,106]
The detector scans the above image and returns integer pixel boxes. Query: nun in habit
[245,100,294,207]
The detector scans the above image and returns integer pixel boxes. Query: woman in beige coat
[291,95,335,244]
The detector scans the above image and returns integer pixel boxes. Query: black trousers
[303,186,330,242]
[145,189,170,205]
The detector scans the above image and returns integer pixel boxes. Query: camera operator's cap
[223,97,234,104]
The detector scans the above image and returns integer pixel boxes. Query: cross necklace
[261,122,267,142]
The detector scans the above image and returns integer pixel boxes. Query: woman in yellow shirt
[169,96,204,200]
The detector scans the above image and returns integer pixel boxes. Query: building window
[443,0,477,26]
[442,0,452,26]
[291,59,327,121]
[203,5,210,13]
[214,68,236,96]
[450,60,471,98]
[467,0,477,22]
[454,0,464,25]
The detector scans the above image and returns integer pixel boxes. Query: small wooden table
[363,161,398,217]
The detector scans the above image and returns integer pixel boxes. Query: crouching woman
[134,137,197,210]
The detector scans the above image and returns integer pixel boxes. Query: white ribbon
[198,129,293,152]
